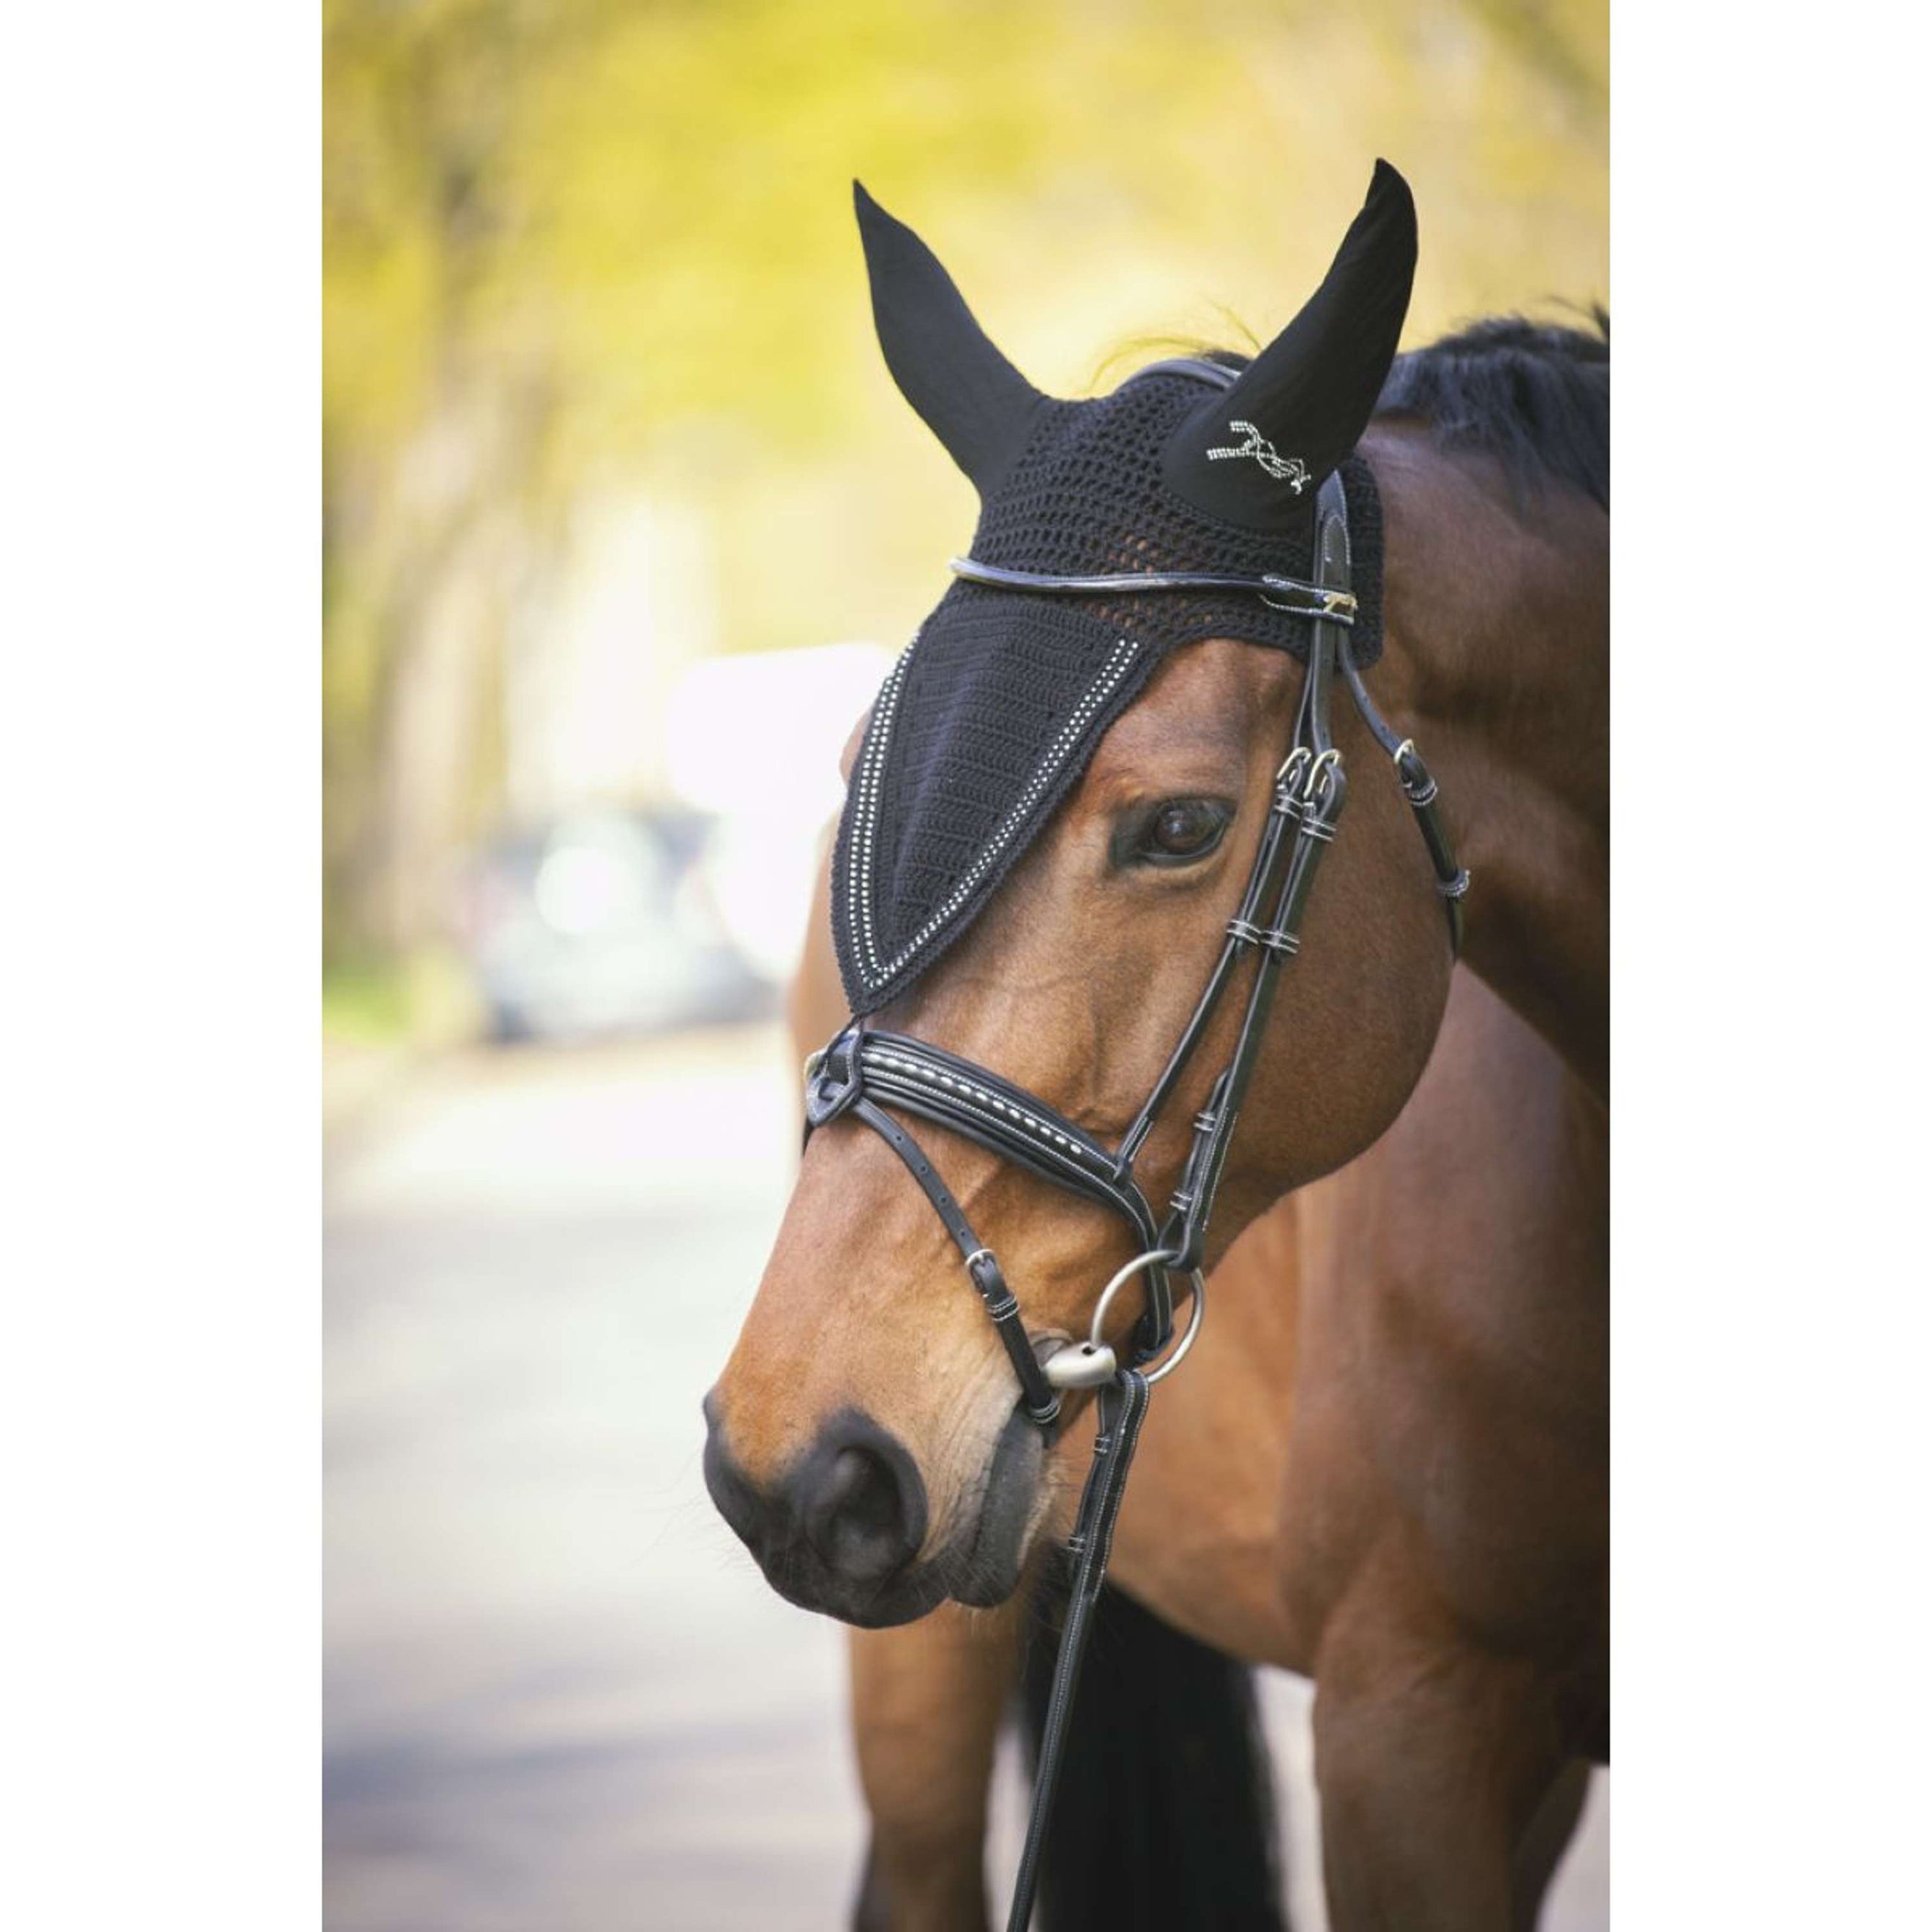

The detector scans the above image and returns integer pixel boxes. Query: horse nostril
[801,1417,926,1585]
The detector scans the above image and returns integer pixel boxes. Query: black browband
[803,449,1467,1931]
[948,553,1360,623]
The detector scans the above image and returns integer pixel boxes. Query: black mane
[1374,310,1609,509]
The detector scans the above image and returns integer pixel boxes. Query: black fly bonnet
[832,165,1415,1014]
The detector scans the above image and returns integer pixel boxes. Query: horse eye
[1137,798,1231,866]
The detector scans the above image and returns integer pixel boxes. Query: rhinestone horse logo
[1205,419,1311,493]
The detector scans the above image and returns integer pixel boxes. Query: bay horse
[707,164,1608,1929]
[787,854,1606,1932]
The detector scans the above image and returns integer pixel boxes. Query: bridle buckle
[802,1028,865,1128]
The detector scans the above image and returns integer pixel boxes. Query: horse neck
[1367,433,1609,1100]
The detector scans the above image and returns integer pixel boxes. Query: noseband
[802,454,1467,1930]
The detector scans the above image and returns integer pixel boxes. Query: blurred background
[323,1,1606,1925]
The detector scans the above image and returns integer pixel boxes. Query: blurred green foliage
[321,948,482,1046]
[324,0,1604,970]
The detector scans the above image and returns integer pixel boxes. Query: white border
[1616,4,1928,1920]
[3,5,318,1925]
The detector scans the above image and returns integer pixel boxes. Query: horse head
[706,165,1482,1627]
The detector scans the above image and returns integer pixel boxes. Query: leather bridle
[801,426,1467,1929]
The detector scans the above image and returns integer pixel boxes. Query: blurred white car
[457,809,774,1042]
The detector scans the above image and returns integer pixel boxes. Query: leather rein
[803,462,1467,1931]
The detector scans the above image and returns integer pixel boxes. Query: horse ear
[853,181,1047,496]
[1163,160,1418,529]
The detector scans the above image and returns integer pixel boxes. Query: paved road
[323,1025,1605,1930]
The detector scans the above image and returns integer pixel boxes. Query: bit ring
[1088,1248,1208,1386]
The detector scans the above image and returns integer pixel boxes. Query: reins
[802,463,1467,1931]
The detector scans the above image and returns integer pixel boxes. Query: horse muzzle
[701,1393,1044,1625]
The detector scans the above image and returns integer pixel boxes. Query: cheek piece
[802,467,1467,1932]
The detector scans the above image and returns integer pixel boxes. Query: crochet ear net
[856,165,1415,531]
[853,181,1046,496]
[1161,160,1418,532]
[836,178,1404,1016]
